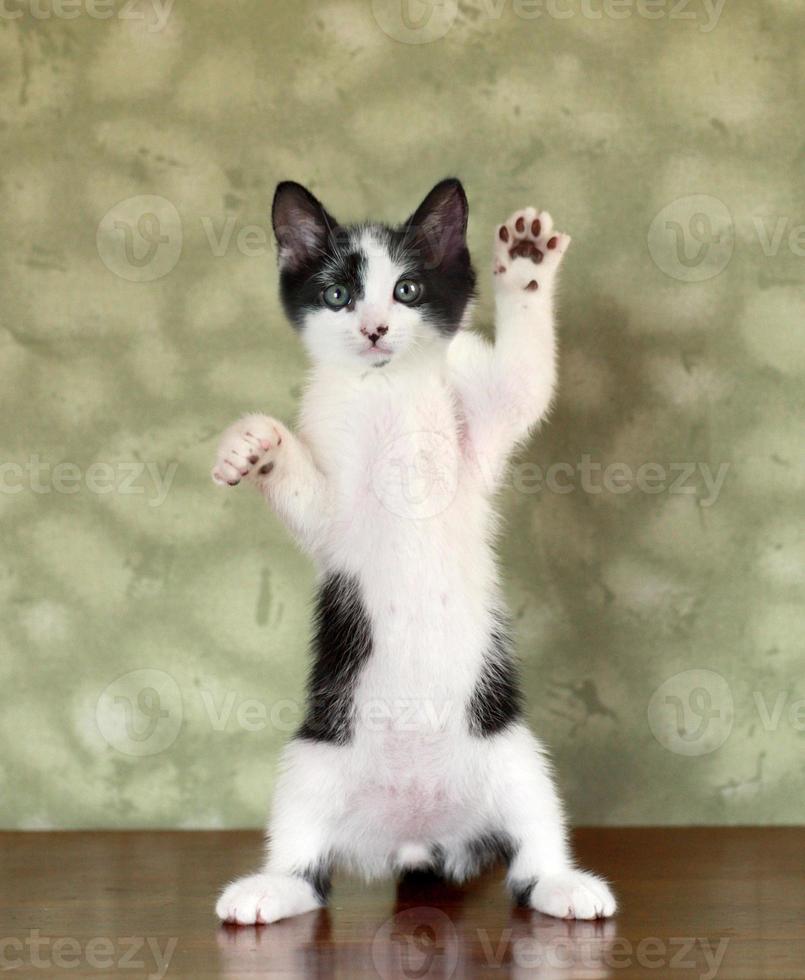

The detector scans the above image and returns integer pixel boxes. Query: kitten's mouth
[361,342,393,358]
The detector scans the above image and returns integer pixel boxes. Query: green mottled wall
[1,0,803,828]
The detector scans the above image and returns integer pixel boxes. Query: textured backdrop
[1,0,803,828]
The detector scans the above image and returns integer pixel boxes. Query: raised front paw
[212,413,284,487]
[215,873,322,925]
[494,208,570,293]
[527,869,617,920]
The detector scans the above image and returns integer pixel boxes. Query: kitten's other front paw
[527,870,616,920]
[493,208,570,293]
[212,413,284,487]
[215,873,322,925]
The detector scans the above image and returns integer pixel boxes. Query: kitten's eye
[322,284,351,310]
[394,279,421,304]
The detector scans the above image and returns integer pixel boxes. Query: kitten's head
[271,179,476,370]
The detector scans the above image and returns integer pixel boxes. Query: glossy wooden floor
[0,828,802,978]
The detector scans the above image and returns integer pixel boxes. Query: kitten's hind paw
[493,208,570,293]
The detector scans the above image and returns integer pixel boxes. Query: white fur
[215,873,320,925]
[213,209,617,923]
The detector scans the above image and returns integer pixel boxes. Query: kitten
[212,179,616,924]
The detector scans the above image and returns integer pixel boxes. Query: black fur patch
[511,878,538,908]
[395,177,476,335]
[295,863,332,904]
[467,620,523,737]
[296,573,373,744]
[464,831,517,875]
[386,221,476,336]
[275,227,349,329]
[284,236,368,328]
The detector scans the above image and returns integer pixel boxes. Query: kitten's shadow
[394,868,467,913]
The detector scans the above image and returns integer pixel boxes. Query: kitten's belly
[330,476,495,629]
[347,775,454,839]
[340,731,482,845]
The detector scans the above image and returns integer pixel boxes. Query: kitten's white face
[301,231,444,371]
[272,179,476,373]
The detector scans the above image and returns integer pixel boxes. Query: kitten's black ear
[403,178,469,267]
[272,182,338,269]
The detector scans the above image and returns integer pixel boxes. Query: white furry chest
[300,365,491,572]
[305,366,490,569]
[303,367,465,522]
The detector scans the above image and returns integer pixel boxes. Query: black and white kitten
[212,179,616,923]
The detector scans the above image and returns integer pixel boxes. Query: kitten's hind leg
[486,724,617,920]
[216,740,341,925]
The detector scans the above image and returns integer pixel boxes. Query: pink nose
[361,324,388,344]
